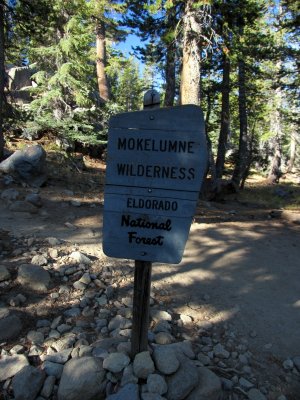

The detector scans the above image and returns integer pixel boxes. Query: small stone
[103,352,131,373]
[31,254,48,266]
[239,377,254,390]
[1,188,19,200]
[42,361,64,379]
[106,383,139,400]
[70,251,92,265]
[293,356,300,372]
[57,324,72,334]
[0,265,11,281]
[64,307,81,318]
[151,309,172,322]
[147,374,168,395]
[121,364,139,386]
[155,332,174,345]
[27,330,44,345]
[47,237,60,246]
[282,359,294,370]
[17,263,50,291]
[153,346,180,375]
[213,343,230,359]
[25,193,42,207]
[180,314,193,324]
[79,272,91,285]
[247,388,267,400]
[133,351,155,379]
[40,375,56,398]
[73,280,87,291]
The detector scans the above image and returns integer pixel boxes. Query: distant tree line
[0,0,299,191]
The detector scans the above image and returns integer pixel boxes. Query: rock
[41,348,72,364]
[1,188,19,201]
[180,314,193,324]
[155,332,174,345]
[17,263,50,291]
[121,364,139,386]
[31,254,48,266]
[0,355,29,381]
[47,237,60,246]
[133,351,155,379]
[12,365,45,400]
[103,352,130,373]
[0,314,23,341]
[27,330,44,345]
[247,388,267,400]
[25,193,42,207]
[147,374,168,395]
[153,320,171,334]
[0,145,47,186]
[239,377,254,390]
[0,265,11,281]
[166,341,195,359]
[73,280,86,290]
[79,272,91,285]
[70,251,92,265]
[213,343,230,359]
[166,353,198,400]
[9,200,39,213]
[282,359,294,370]
[186,367,222,400]
[153,346,180,375]
[292,356,300,372]
[40,375,56,398]
[42,361,64,379]
[142,394,166,400]
[107,383,139,400]
[58,356,106,400]
[151,309,172,322]
[108,315,132,331]
[64,307,81,318]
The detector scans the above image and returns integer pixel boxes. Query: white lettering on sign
[117,164,195,180]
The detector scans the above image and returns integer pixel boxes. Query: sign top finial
[143,89,160,108]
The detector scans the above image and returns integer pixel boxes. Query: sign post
[103,97,207,356]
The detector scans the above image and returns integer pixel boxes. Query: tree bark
[232,56,250,187]
[0,1,5,160]
[286,131,298,173]
[216,53,230,178]
[96,20,110,103]
[163,41,176,107]
[180,0,201,105]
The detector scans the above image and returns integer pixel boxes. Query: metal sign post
[103,91,207,357]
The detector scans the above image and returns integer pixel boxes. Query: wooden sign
[103,105,207,264]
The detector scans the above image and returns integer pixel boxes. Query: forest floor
[1,142,300,399]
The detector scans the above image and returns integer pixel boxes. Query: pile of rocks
[0,234,299,400]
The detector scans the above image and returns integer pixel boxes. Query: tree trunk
[267,136,282,184]
[180,0,201,105]
[163,41,176,107]
[96,20,110,103]
[232,56,250,187]
[216,53,230,178]
[286,131,298,173]
[0,1,5,160]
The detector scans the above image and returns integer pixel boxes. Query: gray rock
[153,346,180,375]
[64,307,81,318]
[213,343,230,359]
[42,361,64,379]
[155,332,174,345]
[186,367,222,400]
[107,383,139,400]
[0,265,11,281]
[121,364,139,386]
[0,145,47,186]
[12,365,45,400]
[25,193,42,207]
[147,374,168,395]
[108,315,132,331]
[0,314,22,341]
[40,375,56,398]
[27,330,44,345]
[58,356,106,400]
[142,394,166,400]
[239,377,254,390]
[17,263,50,291]
[282,358,294,370]
[0,306,10,319]
[9,200,38,213]
[153,320,171,334]
[166,353,199,400]
[0,355,29,381]
[41,348,72,364]
[70,251,92,265]
[293,356,300,372]
[151,310,172,322]
[73,280,87,291]
[47,237,60,246]
[133,351,155,379]
[103,352,130,373]
[31,254,48,266]
[1,188,19,201]
[79,272,91,285]
[247,388,267,400]
[166,341,195,359]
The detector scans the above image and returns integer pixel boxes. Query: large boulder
[0,145,47,187]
